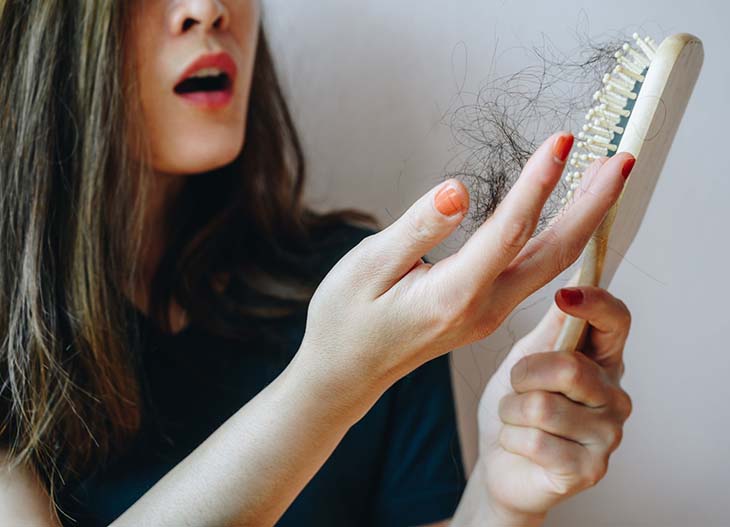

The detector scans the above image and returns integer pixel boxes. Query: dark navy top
[56,225,466,526]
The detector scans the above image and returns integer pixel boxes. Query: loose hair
[0,0,378,506]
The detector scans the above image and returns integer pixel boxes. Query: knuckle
[500,216,533,251]
[557,352,582,387]
[524,391,554,427]
[510,356,530,387]
[482,303,508,334]
[442,294,473,327]
[425,300,449,336]
[351,233,377,261]
[548,478,572,496]
[469,320,499,343]
[448,296,500,344]
[605,424,624,452]
[356,232,377,250]
[555,237,585,275]
[526,428,549,458]
[564,453,583,476]
[434,293,480,342]
[585,457,609,487]
[358,232,377,246]
[615,389,633,421]
[405,208,438,245]
[498,394,511,420]
[618,299,632,329]
[499,425,515,452]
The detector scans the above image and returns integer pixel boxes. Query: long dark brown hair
[0,0,378,503]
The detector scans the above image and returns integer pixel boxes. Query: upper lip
[174,51,237,90]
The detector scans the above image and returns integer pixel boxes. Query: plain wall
[263,1,730,526]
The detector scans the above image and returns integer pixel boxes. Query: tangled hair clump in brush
[442,30,631,237]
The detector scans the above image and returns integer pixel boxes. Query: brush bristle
[561,34,658,204]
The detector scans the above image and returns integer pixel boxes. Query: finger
[359,178,469,297]
[509,157,606,309]
[499,390,612,447]
[554,286,631,375]
[518,267,582,352]
[438,132,574,292]
[499,424,590,481]
[510,350,613,408]
[516,158,609,348]
[557,156,608,218]
[494,152,634,306]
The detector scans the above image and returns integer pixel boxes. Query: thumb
[365,179,469,296]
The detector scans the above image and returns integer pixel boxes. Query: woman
[0,1,634,526]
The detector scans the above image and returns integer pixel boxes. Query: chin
[154,131,245,175]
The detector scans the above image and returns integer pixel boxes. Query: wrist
[479,461,547,527]
[453,459,547,527]
[283,342,387,427]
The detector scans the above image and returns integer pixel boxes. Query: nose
[169,0,230,35]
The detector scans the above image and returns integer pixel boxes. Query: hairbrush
[554,32,704,352]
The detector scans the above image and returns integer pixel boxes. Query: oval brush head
[554,33,704,352]
[562,34,655,205]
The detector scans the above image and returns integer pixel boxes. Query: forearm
[111,348,384,527]
[0,449,62,527]
[449,460,546,527]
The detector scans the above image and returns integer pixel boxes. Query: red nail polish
[558,287,584,306]
[621,156,636,179]
[552,133,574,163]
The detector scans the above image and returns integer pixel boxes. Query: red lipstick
[174,51,237,109]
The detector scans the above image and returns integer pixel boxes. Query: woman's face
[131,0,260,175]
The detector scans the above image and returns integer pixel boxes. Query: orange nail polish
[434,184,463,216]
[553,133,574,163]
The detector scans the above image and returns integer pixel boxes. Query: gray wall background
[264,1,730,526]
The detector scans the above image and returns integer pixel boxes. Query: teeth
[188,67,225,79]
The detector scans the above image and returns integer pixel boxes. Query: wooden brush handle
[553,33,703,353]
[554,203,616,352]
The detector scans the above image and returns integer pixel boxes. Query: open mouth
[174,52,237,109]
[174,71,232,95]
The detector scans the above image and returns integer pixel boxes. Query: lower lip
[175,89,233,109]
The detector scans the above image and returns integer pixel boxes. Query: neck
[135,171,187,311]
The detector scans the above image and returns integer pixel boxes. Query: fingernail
[621,156,636,180]
[552,133,574,163]
[434,183,463,216]
[558,287,584,306]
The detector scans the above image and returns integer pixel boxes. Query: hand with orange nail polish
[300,130,630,388]
[296,132,631,513]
